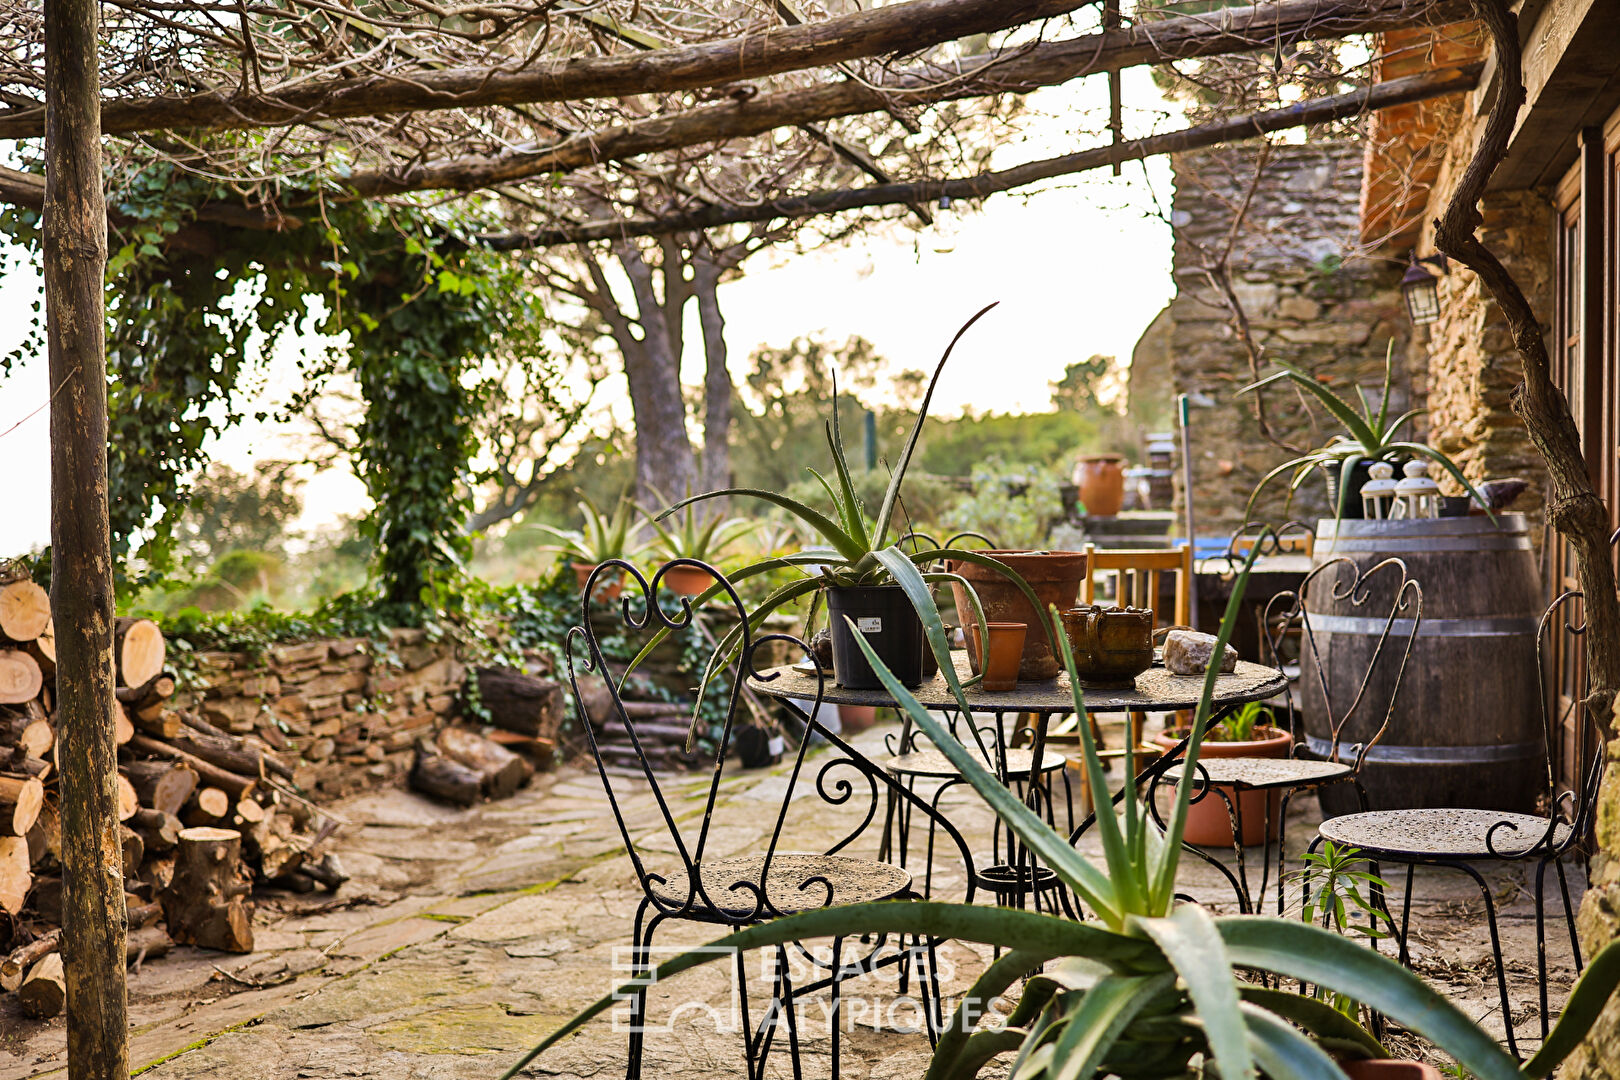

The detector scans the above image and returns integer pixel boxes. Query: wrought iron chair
[1308,587,1607,1058]
[567,558,976,1080]
[1150,555,1423,913]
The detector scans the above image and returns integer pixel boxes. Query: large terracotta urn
[1074,454,1126,517]
[946,550,1088,680]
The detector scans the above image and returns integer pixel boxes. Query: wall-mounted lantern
[929,196,960,254]
[1401,253,1450,325]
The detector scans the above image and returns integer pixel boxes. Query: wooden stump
[0,581,50,644]
[409,746,482,807]
[436,726,532,799]
[161,827,254,953]
[0,649,43,705]
[113,617,166,688]
[18,951,66,1018]
[474,666,564,738]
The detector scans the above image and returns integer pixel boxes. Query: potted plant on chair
[1154,701,1291,846]
[534,491,645,601]
[638,303,1053,691]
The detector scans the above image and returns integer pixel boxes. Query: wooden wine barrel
[1303,514,1544,816]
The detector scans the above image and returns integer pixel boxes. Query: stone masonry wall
[176,629,466,801]
[1167,141,1417,535]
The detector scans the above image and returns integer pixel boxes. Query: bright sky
[0,67,1178,555]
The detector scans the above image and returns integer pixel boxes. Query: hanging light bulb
[929,196,960,254]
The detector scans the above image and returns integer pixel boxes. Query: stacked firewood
[406,667,560,805]
[0,571,348,1019]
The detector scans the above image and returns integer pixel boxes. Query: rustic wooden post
[44,0,130,1076]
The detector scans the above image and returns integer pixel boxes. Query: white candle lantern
[1359,461,1399,519]
[1393,459,1439,519]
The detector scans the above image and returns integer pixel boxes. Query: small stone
[1163,630,1239,676]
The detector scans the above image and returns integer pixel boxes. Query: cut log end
[114,617,167,688]
[0,581,50,643]
[0,775,44,836]
[17,952,66,1019]
[0,649,43,705]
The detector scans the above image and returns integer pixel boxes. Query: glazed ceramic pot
[967,622,1028,692]
[1075,454,1126,517]
[946,551,1088,680]
[1153,725,1292,846]
[661,564,717,597]
[1060,605,1154,689]
[572,562,624,601]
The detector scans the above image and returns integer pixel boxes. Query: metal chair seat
[1318,809,1572,860]
[1161,757,1350,790]
[885,746,1066,780]
[650,852,912,917]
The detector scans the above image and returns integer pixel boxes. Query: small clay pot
[1061,605,1154,689]
[946,550,1088,680]
[1074,455,1126,517]
[661,564,717,597]
[968,622,1028,692]
[572,562,624,601]
[837,704,879,734]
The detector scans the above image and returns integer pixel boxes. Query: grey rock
[1163,630,1238,675]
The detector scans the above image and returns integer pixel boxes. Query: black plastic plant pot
[825,584,926,689]
[1319,457,1380,520]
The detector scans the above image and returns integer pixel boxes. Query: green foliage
[1050,354,1115,414]
[941,459,1065,550]
[640,494,757,566]
[1290,842,1394,1021]
[1209,700,1272,743]
[532,491,645,564]
[173,463,305,567]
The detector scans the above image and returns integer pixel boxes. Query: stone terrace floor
[0,716,1584,1079]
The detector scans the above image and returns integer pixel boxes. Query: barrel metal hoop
[1305,735,1543,764]
[1303,613,1540,637]
[1313,537,1531,553]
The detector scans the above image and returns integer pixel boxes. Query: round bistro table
[748,652,1288,912]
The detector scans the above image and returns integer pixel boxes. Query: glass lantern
[1393,459,1439,519]
[1360,461,1399,519]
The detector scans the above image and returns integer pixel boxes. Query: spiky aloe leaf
[825,399,873,552]
[925,950,1050,1080]
[1239,364,1381,453]
[1238,986,1385,1060]
[1240,1001,1349,1080]
[1523,940,1620,1078]
[1042,972,1178,1080]
[1217,917,1520,1080]
[1131,905,1253,1080]
[873,301,999,548]
[908,547,1057,653]
[659,487,864,563]
[1383,441,1498,524]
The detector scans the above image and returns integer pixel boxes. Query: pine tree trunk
[43,0,128,1073]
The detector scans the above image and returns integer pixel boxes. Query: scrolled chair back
[564,558,974,926]
[1259,554,1423,772]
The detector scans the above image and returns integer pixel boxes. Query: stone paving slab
[0,717,1586,1078]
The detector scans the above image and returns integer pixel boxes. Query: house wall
[1165,141,1416,536]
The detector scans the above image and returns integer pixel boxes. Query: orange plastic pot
[572,562,624,601]
[661,564,716,597]
[967,622,1028,692]
[1153,725,1291,846]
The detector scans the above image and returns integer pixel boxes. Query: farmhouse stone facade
[1158,141,1416,534]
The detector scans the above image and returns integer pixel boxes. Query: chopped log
[25,617,55,677]
[18,952,66,1018]
[29,875,62,923]
[234,798,265,825]
[132,708,181,739]
[140,853,174,894]
[300,852,349,892]
[474,666,565,738]
[0,775,44,836]
[128,808,181,852]
[26,802,61,867]
[115,710,133,746]
[116,773,138,822]
[161,827,253,953]
[119,826,144,878]
[128,735,256,799]
[409,746,482,807]
[0,581,50,643]
[120,759,198,816]
[168,730,292,782]
[436,726,532,799]
[258,834,305,881]
[0,835,30,915]
[114,618,166,688]
[0,649,43,705]
[127,900,162,929]
[1,929,59,992]
[189,786,230,821]
[126,925,172,967]
[115,672,174,709]
[19,714,52,759]
[5,754,51,778]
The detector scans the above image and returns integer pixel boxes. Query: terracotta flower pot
[1075,454,1126,518]
[572,561,624,601]
[1341,1061,1443,1080]
[837,704,879,734]
[661,564,716,597]
[947,550,1088,681]
[1153,725,1292,846]
[967,622,1027,691]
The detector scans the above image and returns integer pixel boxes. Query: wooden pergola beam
[43,0,129,1077]
[343,0,1470,200]
[0,0,1102,140]
[485,62,1482,248]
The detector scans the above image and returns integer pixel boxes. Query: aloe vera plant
[1241,342,1491,524]
[532,490,645,565]
[504,537,1620,1080]
[629,301,1051,697]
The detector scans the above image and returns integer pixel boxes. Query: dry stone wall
[177,629,466,800]
[1165,141,1417,535]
